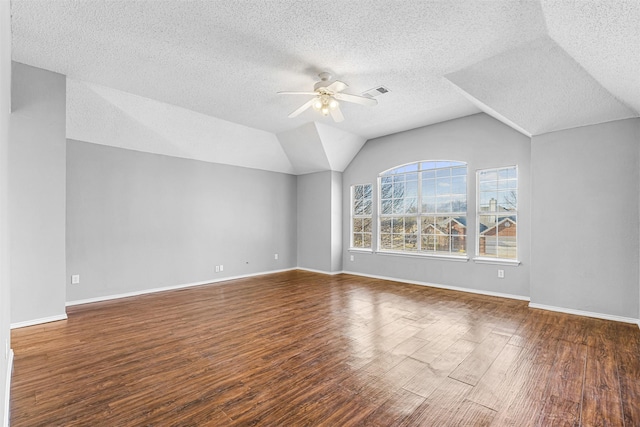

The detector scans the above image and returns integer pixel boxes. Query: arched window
[379,161,467,256]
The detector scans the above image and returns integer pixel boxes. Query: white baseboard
[66,268,297,307]
[342,271,640,324]
[296,267,344,276]
[342,270,530,301]
[528,302,639,325]
[10,313,68,329]
[3,349,13,427]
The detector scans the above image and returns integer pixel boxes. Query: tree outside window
[351,183,372,249]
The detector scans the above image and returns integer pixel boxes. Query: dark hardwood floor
[10,270,640,426]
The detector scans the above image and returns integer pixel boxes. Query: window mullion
[417,170,422,251]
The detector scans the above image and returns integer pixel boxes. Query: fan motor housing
[314,72,333,91]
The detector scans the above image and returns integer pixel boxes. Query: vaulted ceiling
[10,0,640,174]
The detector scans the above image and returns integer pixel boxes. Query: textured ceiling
[10,0,640,171]
[446,36,636,136]
[541,0,640,115]
[67,79,295,174]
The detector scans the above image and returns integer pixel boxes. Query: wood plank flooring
[10,270,640,426]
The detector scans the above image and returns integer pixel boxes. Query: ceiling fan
[278,72,377,122]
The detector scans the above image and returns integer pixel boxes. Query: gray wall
[1,0,11,423]
[531,119,640,318]
[66,140,297,302]
[9,62,67,324]
[342,113,532,298]
[330,171,343,272]
[297,171,332,272]
[296,170,343,273]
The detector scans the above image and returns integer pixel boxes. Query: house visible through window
[379,161,467,256]
[351,183,372,249]
[477,166,517,260]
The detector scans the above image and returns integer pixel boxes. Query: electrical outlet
[350,255,354,262]
[215,266,220,273]
[498,269,505,279]
[219,265,224,272]
[71,274,80,284]
[274,253,278,260]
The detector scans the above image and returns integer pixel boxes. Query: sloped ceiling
[541,0,640,115]
[446,36,636,136]
[67,79,296,174]
[10,0,640,174]
[277,123,367,174]
[277,123,330,175]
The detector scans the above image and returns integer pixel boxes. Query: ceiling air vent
[362,86,390,98]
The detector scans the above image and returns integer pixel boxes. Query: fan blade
[330,104,344,122]
[278,91,319,95]
[288,98,316,118]
[326,80,348,93]
[334,92,378,106]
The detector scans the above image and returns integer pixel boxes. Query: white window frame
[350,183,373,251]
[377,161,468,259]
[474,165,519,264]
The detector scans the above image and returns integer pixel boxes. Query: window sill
[348,248,374,254]
[473,257,521,266]
[376,250,469,262]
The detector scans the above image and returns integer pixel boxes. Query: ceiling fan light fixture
[314,94,337,116]
[321,98,330,115]
[280,72,378,122]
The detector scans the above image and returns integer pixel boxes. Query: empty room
[1,0,640,426]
